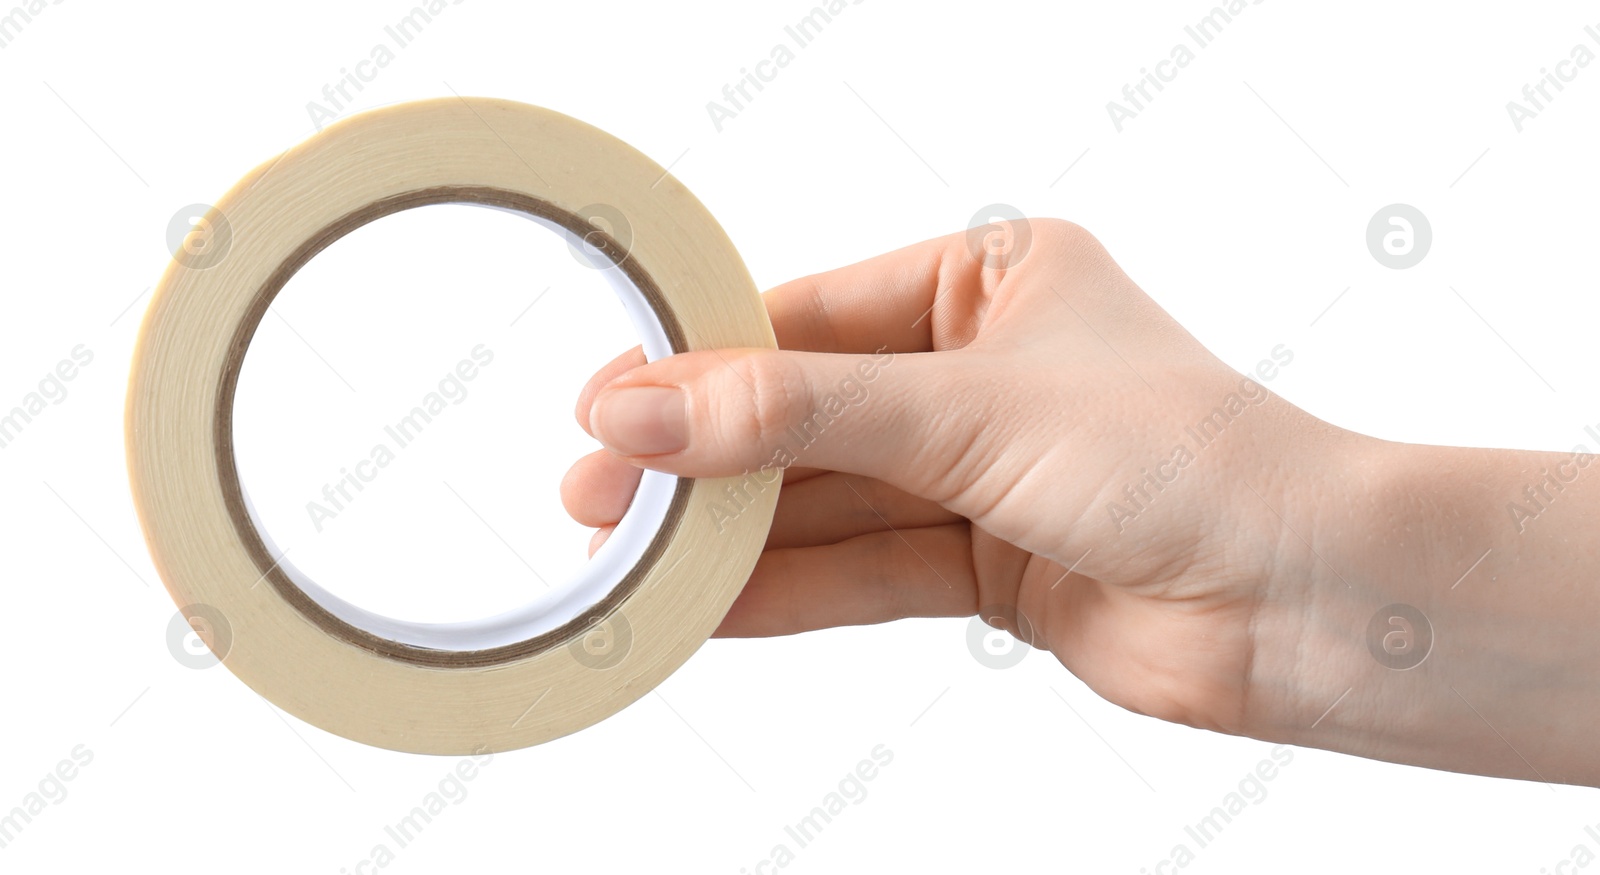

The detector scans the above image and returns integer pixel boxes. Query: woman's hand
[562,219,1600,787]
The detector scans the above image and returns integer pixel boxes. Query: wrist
[1244,432,1600,784]
[1229,423,1424,751]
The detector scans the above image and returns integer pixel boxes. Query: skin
[561,220,1600,787]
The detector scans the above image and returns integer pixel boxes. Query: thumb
[587,346,981,500]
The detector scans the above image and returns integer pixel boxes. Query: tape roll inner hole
[220,189,690,665]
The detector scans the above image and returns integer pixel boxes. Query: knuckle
[1031,216,1087,239]
[862,532,907,621]
[1037,218,1109,261]
[724,353,804,453]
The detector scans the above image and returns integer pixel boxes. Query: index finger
[762,230,975,354]
[575,230,978,433]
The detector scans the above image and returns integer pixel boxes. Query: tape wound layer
[127,98,778,753]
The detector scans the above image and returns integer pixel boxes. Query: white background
[2,0,1598,871]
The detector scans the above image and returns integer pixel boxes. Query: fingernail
[590,386,687,456]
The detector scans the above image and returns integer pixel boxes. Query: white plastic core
[235,206,678,651]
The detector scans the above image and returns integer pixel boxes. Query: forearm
[1250,435,1600,785]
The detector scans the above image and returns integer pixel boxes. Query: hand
[562,219,1327,735]
[563,219,1600,786]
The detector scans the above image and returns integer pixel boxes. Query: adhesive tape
[126,97,779,754]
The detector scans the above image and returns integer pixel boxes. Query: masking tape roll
[127,97,779,754]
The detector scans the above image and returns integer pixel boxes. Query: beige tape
[126,97,778,753]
